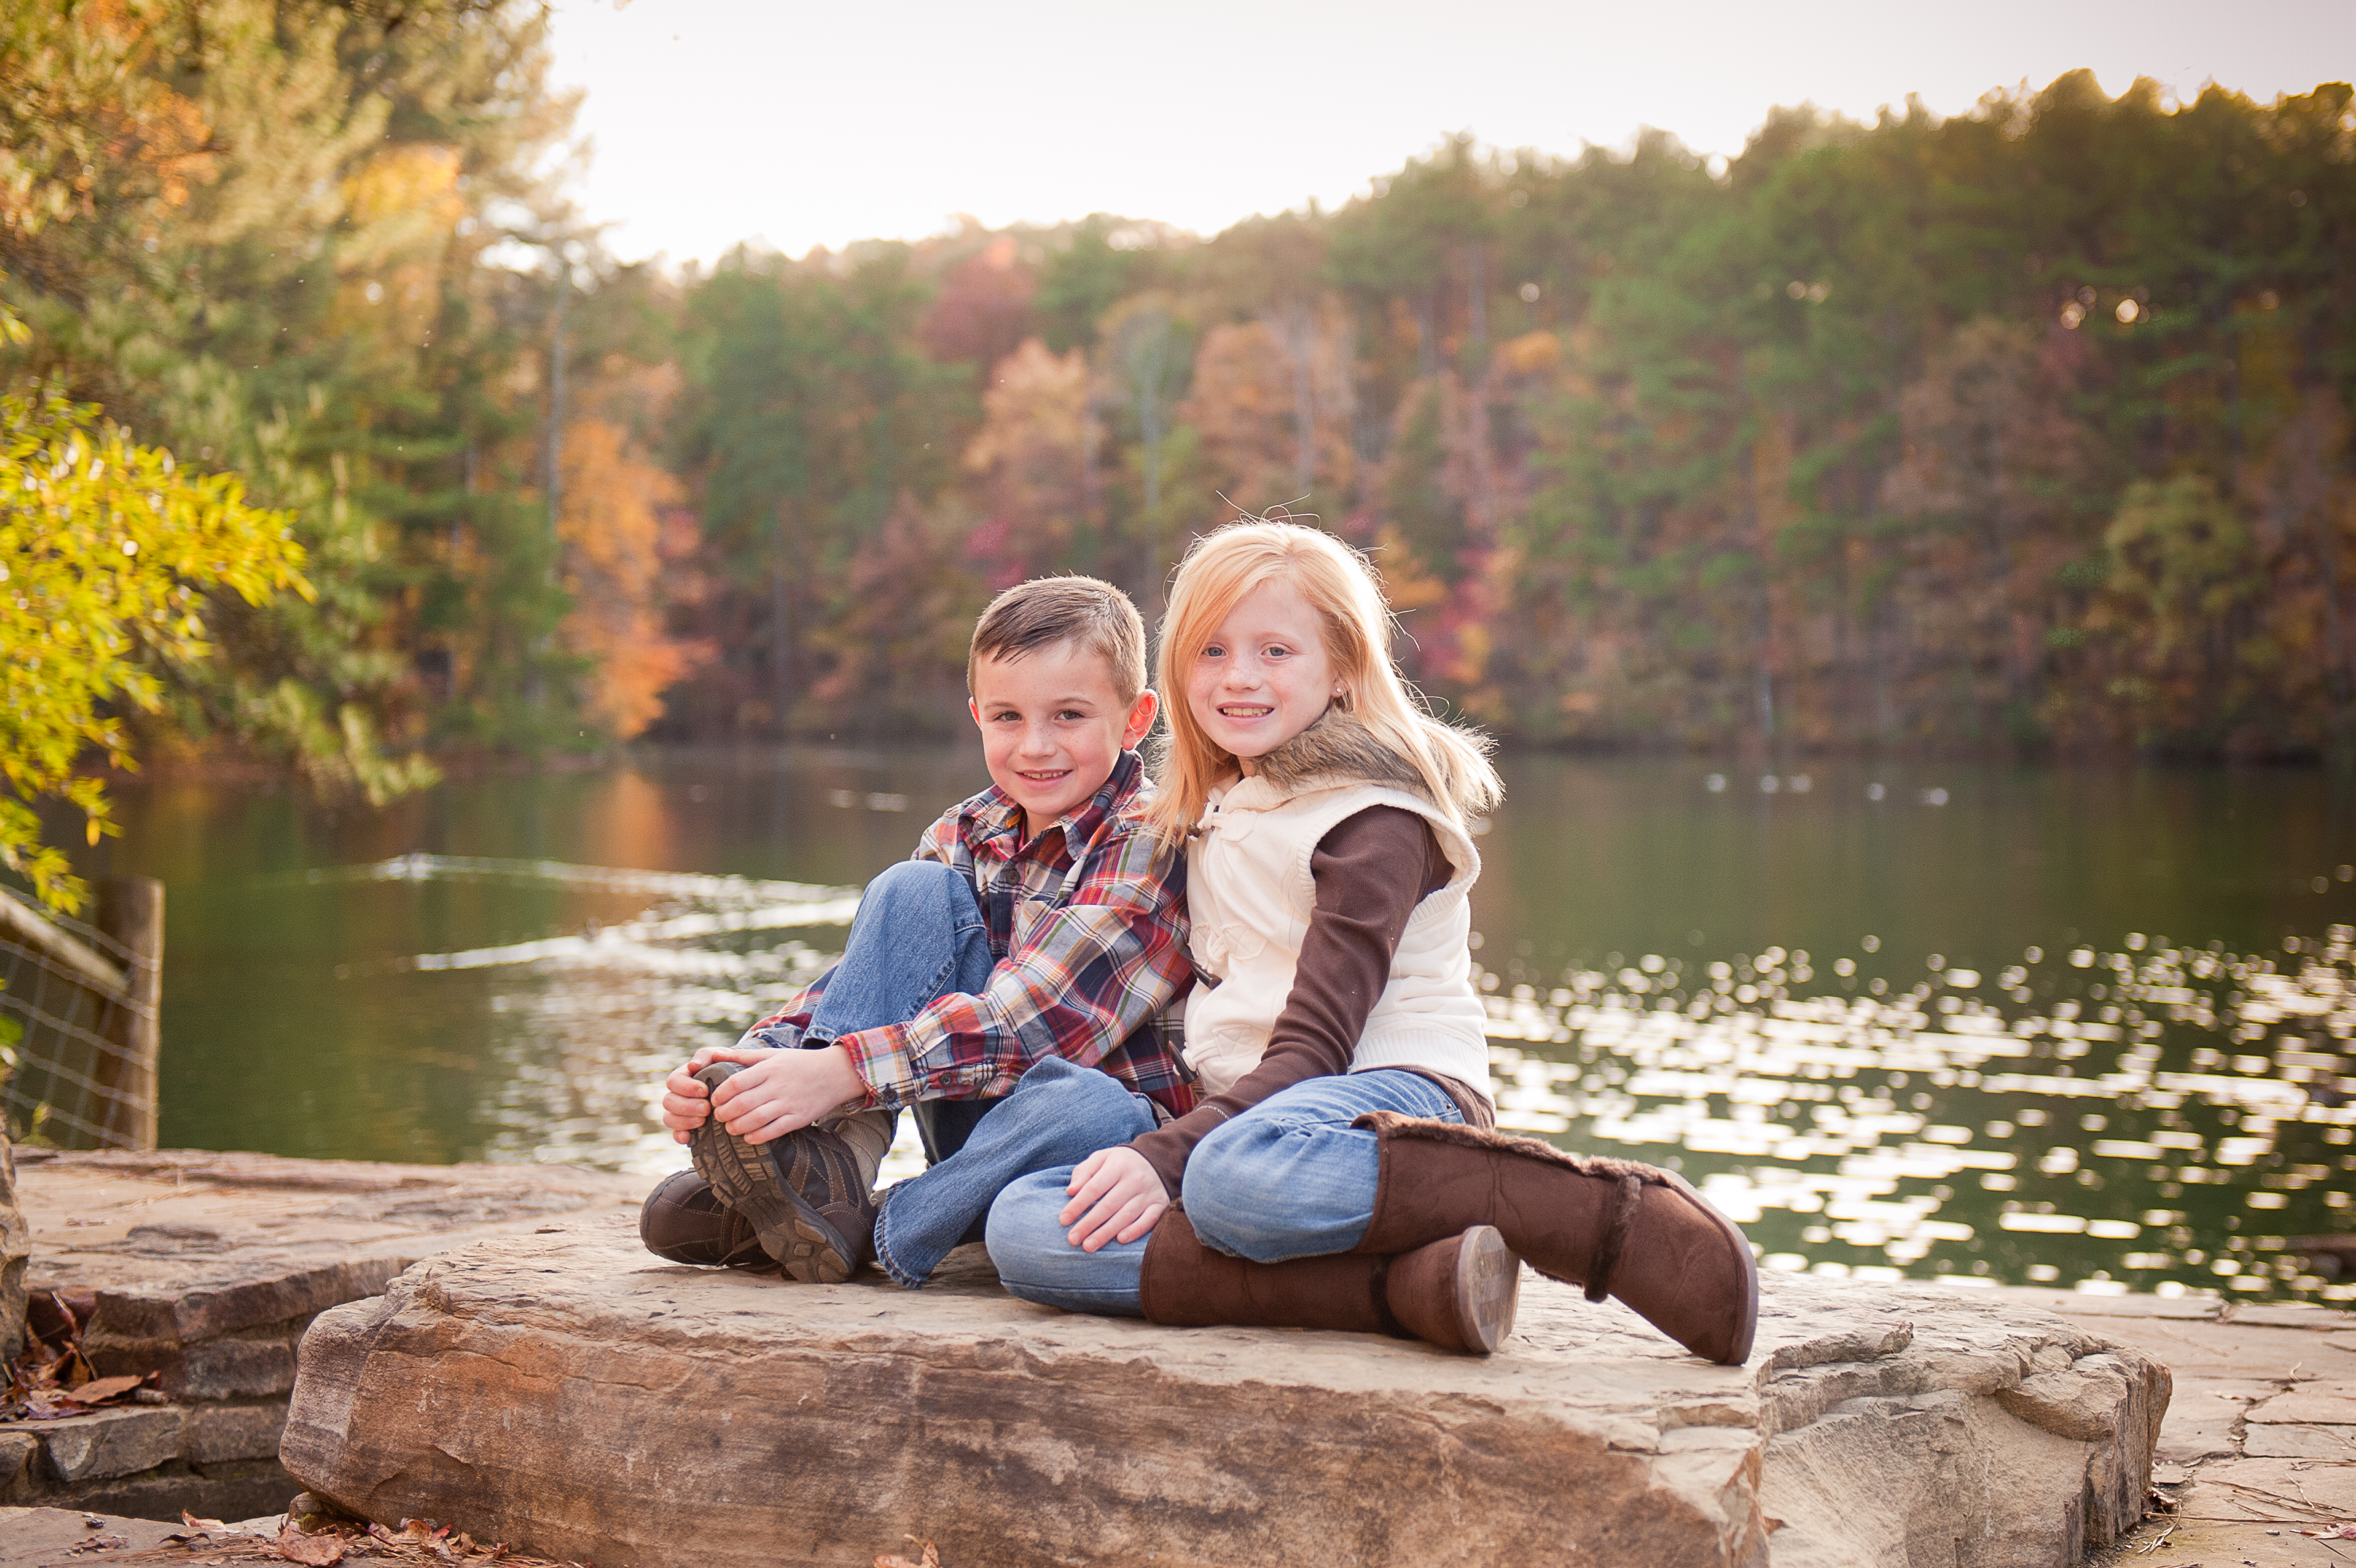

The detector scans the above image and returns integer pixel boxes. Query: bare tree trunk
[1082,398,1102,531]
[1738,441,1776,757]
[1465,243,1495,537]
[529,260,569,717]
[2304,500,2352,720]
[1465,239,1488,360]
[771,539,792,734]
[546,264,568,578]
[1266,302,1318,499]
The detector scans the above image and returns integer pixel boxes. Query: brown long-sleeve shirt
[1127,805,1494,1196]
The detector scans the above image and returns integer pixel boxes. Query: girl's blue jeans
[981,1068,1466,1316]
[786,859,1164,1289]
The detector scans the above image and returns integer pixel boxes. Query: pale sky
[548,0,2356,268]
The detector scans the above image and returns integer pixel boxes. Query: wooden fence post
[92,875,163,1151]
[0,1131,25,1361]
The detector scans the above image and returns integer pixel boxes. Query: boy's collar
[968,750,1145,847]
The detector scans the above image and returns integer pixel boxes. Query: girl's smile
[1186,578,1338,770]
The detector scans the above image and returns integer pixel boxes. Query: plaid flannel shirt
[746,750,1197,1117]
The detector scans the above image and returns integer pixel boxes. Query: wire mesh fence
[0,882,160,1150]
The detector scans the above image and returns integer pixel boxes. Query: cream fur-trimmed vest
[1180,711,1492,1102]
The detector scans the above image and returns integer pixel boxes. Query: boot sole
[1698,1196,1760,1366]
[688,1065,857,1284]
[1453,1225,1522,1354]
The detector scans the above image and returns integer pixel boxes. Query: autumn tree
[1,357,306,911]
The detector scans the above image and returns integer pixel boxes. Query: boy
[645,576,1194,1288]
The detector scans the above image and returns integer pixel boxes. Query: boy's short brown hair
[967,576,1147,703]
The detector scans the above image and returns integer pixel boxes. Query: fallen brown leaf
[77,1373,148,1403]
[272,1522,347,1565]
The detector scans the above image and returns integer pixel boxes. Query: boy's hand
[1059,1145,1168,1252]
[660,1043,865,1145]
[658,1044,738,1142]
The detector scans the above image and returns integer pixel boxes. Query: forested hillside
[7,0,2351,772]
[667,77,2356,758]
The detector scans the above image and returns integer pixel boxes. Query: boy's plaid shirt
[746,750,1198,1117]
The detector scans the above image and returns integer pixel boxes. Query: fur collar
[1244,709,1433,803]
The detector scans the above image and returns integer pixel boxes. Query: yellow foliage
[1497,331,1561,376]
[1,353,307,911]
[1372,525,1450,613]
[343,143,463,228]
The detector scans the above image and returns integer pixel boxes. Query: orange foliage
[557,411,709,739]
[960,337,1093,587]
[0,0,216,235]
[1182,300,1356,517]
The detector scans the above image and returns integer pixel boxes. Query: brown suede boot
[1138,1211,1520,1355]
[1349,1112,1759,1366]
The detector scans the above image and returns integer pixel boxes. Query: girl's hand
[1059,1145,1170,1252]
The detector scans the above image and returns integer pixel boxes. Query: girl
[984,519,1759,1363]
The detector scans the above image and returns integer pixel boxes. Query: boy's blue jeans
[983,1068,1465,1315]
[782,859,1160,1289]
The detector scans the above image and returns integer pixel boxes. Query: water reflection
[1479,925,2355,1303]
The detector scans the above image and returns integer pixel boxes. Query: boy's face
[969,640,1157,840]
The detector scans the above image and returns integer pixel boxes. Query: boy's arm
[830,825,1189,1109]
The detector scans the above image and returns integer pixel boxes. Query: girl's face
[1186,576,1340,771]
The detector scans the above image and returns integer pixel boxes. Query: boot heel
[1382,1225,1522,1354]
[1453,1225,1521,1354]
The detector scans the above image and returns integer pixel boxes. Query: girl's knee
[1178,1141,1293,1256]
[985,1168,1071,1256]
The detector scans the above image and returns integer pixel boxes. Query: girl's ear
[1123,688,1160,749]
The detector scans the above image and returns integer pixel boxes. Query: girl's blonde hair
[1143,518,1501,845]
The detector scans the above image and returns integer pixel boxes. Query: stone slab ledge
[283,1215,2175,1568]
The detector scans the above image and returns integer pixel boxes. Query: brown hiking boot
[638,1170,777,1272]
[1138,1211,1520,1355]
[1350,1111,1759,1365]
[689,1062,877,1283]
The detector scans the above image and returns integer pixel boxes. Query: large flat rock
[7,1149,644,1520]
[283,1215,2171,1568]
[17,1147,648,1301]
[17,1147,646,1397]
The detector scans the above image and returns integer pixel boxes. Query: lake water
[76,746,2356,1304]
